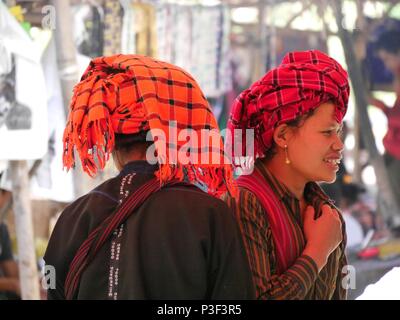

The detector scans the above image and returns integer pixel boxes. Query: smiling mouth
[323,158,341,165]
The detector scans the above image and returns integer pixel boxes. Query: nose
[332,134,344,152]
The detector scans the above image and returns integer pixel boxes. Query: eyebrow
[325,123,343,130]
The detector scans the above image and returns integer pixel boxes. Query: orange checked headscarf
[63,54,234,196]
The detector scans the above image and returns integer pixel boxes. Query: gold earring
[284,144,291,164]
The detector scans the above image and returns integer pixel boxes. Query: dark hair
[114,131,152,152]
[375,30,400,55]
[263,108,315,161]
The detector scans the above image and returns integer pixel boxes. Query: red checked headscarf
[228,50,350,159]
[63,54,234,196]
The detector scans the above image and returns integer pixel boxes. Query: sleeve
[207,198,255,300]
[44,194,103,300]
[46,278,67,300]
[0,223,13,262]
[136,189,255,300]
[332,213,348,300]
[44,201,83,301]
[235,188,319,300]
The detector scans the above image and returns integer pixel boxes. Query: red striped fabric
[228,161,347,299]
[237,165,300,274]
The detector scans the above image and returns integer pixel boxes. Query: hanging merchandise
[173,5,192,73]
[0,2,48,160]
[29,37,74,202]
[0,34,74,203]
[132,2,157,57]
[118,1,232,98]
[0,44,13,130]
[103,0,123,56]
[155,3,178,64]
[215,5,232,99]
[152,2,232,98]
[120,0,136,54]
[191,5,218,97]
[266,29,328,72]
[8,5,31,33]
[190,4,232,98]
[72,3,104,58]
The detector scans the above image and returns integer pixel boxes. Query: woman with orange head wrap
[44,55,253,300]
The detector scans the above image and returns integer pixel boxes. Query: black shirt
[44,161,254,299]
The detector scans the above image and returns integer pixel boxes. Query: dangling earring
[284,144,291,164]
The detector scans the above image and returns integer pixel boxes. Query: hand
[302,205,343,271]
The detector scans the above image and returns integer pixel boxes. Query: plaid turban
[63,54,234,196]
[228,50,350,159]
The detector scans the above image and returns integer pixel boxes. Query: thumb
[303,205,315,222]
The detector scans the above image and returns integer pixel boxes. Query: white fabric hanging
[151,2,233,97]
[191,5,218,96]
[29,37,74,202]
[172,4,191,71]
[120,0,136,54]
[0,2,48,160]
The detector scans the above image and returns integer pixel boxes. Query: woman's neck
[263,156,306,201]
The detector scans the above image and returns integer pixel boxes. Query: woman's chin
[310,171,337,184]
[320,174,337,184]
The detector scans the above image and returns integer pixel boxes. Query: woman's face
[286,102,344,183]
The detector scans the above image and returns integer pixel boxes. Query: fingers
[332,209,343,230]
[321,205,341,219]
[330,209,343,240]
[304,205,315,222]
[331,208,340,219]
[321,205,342,226]
[321,204,333,215]
[306,205,315,214]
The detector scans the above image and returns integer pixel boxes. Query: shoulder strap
[65,177,182,299]
[236,168,298,274]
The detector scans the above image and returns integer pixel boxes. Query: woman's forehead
[311,103,340,124]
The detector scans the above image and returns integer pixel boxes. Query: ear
[273,123,293,148]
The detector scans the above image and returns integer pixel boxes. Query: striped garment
[226,160,347,300]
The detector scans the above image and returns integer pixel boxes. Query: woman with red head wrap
[44,55,254,300]
[227,50,350,299]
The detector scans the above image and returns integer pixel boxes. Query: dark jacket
[44,161,254,299]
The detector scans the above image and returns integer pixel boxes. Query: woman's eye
[322,129,342,136]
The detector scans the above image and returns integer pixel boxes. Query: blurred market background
[1,0,400,299]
